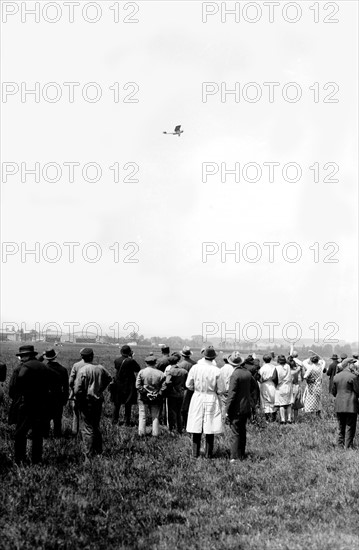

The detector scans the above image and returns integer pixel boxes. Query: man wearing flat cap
[42,349,69,438]
[178,346,197,428]
[74,348,112,461]
[9,345,59,464]
[226,353,258,461]
[68,349,87,435]
[136,354,167,436]
[326,354,339,393]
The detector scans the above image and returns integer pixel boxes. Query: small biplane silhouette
[163,125,183,137]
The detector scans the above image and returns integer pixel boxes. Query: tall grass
[0,343,358,550]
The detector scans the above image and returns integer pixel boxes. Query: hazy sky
[1,1,358,343]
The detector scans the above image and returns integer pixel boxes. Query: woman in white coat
[186,346,225,458]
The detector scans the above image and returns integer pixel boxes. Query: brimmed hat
[340,353,348,360]
[145,354,157,365]
[227,352,242,367]
[80,347,94,357]
[204,346,217,360]
[331,354,339,360]
[160,345,170,354]
[16,345,37,357]
[43,348,58,360]
[181,346,192,357]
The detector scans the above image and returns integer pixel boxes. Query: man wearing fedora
[69,349,87,435]
[185,346,225,458]
[9,345,59,465]
[42,349,69,438]
[112,345,140,427]
[327,354,339,393]
[226,353,258,461]
[74,348,112,461]
[178,346,196,428]
[218,352,236,425]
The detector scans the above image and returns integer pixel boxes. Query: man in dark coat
[178,346,196,428]
[9,345,59,464]
[226,353,258,461]
[332,363,359,449]
[156,345,171,372]
[165,354,188,434]
[326,354,339,393]
[42,349,69,437]
[112,345,140,426]
[242,355,260,420]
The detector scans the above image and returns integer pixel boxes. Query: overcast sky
[1,1,358,343]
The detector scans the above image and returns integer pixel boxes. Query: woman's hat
[43,348,58,360]
[181,346,193,357]
[227,352,242,367]
[16,345,38,357]
[204,346,217,360]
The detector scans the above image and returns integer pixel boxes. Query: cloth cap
[121,345,132,356]
[145,354,157,365]
[80,347,94,357]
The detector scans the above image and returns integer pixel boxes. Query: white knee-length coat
[185,358,225,434]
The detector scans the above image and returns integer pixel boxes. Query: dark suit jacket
[46,361,69,405]
[9,358,59,414]
[114,356,140,404]
[332,369,359,413]
[226,366,258,418]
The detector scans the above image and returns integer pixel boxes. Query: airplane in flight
[163,125,183,137]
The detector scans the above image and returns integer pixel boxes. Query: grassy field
[0,342,358,550]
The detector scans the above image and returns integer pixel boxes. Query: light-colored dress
[186,357,225,434]
[259,363,276,413]
[218,363,235,423]
[274,364,293,406]
[303,359,325,412]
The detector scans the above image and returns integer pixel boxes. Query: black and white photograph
[0,1,358,548]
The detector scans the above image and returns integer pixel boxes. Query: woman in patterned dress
[302,355,326,417]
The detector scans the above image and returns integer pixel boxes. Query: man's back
[75,363,111,400]
[332,370,359,413]
[227,367,256,416]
